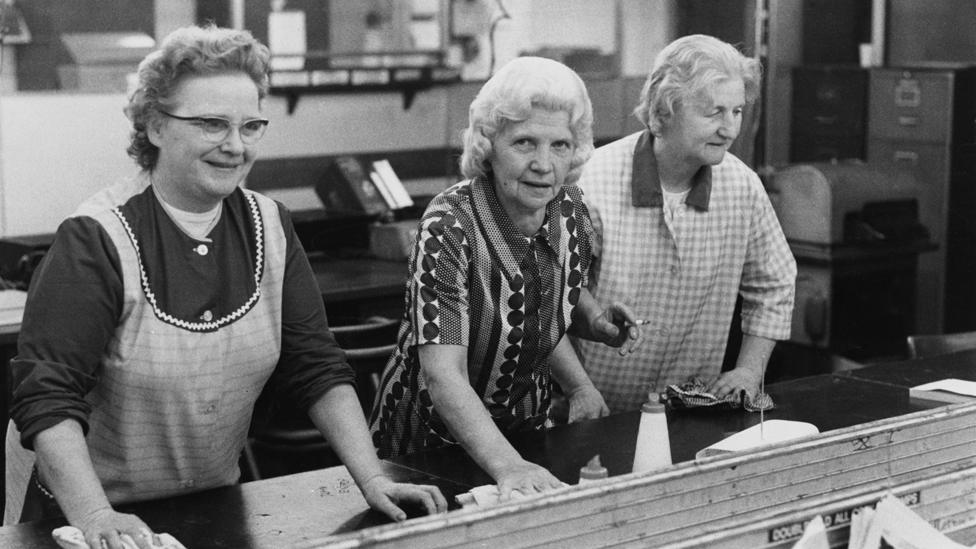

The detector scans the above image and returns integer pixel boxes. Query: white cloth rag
[52,526,187,549]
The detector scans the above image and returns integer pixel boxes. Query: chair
[906,330,976,359]
[330,316,399,413]
[241,316,398,481]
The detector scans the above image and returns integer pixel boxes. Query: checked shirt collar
[630,130,713,211]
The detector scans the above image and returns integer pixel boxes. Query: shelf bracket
[402,89,418,110]
[285,93,300,115]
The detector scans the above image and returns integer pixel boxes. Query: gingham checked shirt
[574,131,796,413]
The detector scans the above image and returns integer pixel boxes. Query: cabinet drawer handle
[813,115,838,126]
[893,150,919,163]
[898,115,919,127]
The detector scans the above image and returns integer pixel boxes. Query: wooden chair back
[906,330,976,359]
[242,316,398,481]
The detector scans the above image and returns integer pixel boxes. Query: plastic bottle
[632,398,673,473]
[578,454,609,485]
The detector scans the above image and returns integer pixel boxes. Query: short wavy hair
[124,24,271,170]
[460,56,594,185]
[634,34,761,134]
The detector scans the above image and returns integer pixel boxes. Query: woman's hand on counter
[708,335,776,399]
[566,383,610,423]
[493,460,564,502]
[77,506,158,549]
[708,367,763,400]
[359,474,448,522]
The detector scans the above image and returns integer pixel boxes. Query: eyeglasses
[157,110,270,144]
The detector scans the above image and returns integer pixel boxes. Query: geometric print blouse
[369,176,593,458]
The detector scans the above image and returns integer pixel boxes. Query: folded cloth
[660,378,774,412]
[455,483,571,509]
[455,485,528,509]
[52,526,187,549]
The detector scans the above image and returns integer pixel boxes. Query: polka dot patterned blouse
[369,176,593,457]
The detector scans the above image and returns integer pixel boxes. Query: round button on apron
[201,310,213,322]
[195,244,209,256]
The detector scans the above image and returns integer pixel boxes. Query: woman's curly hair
[124,24,270,170]
[459,56,594,185]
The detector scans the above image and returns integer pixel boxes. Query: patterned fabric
[660,378,774,412]
[574,131,796,413]
[369,176,592,457]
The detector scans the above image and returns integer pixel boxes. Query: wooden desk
[309,256,407,321]
[310,257,406,305]
[0,360,968,549]
[0,462,471,549]
[392,374,930,487]
[0,373,938,548]
[840,348,976,388]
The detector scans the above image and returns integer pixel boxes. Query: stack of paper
[909,379,976,405]
[847,493,973,549]
[792,494,976,548]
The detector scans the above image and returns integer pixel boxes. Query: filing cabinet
[791,65,869,162]
[867,65,976,332]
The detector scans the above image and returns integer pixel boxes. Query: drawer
[866,139,949,242]
[869,69,955,142]
[790,132,865,162]
[792,66,868,134]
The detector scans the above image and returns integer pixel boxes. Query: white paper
[848,506,874,549]
[268,11,306,71]
[695,420,819,460]
[409,20,442,50]
[372,160,414,209]
[851,493,972,549]
[790,515,829,549]
[911,379,976,398]
[369,170,397,210]
[0,289,26,327]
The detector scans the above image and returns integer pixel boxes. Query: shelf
[269,65,462,113]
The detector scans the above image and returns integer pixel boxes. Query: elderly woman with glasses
[4,24,445,547]
[369,57,643,501]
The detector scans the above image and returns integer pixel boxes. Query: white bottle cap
[641,401,666,414]
[579,454,608,481]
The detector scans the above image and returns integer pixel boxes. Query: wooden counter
[0,462,471,549]
[3,370,965,549]
[840,347,976,389]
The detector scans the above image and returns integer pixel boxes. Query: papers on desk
[793,493,975,549]
[0,289,26,327]
[696,420,820,460]
[909,379,976,405]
